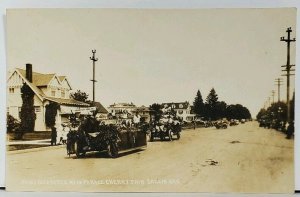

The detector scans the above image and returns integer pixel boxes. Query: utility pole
[271,90,275,104]
[90,49,98,103]
[274,78,283,102]
[280,27,296,122]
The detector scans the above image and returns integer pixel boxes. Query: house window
[35,106,41,113]
[51,90,56,97]
[9,88,14,93]
[179,104,183,108]
[172,104,175,108]
[61,90,65,98]
[178,110,183,115]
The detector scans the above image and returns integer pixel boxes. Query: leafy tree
[193,90,204,117]
[7,114,20,133]
[215,101,227,119]
[256,108,267,120]
[149,103,163,122]
[256,102,286,123]
[70,90,89,102]
[226,104,251,120]
[45,102,60,128]
[20,83,36,133]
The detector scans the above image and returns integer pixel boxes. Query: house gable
[7,69,44,101]
[7,70,25,87]
[60,77,72,90]
[48,75,62,88]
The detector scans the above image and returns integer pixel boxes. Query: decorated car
[66,113,147,158]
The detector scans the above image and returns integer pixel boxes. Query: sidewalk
[7,139,50,145]
[7,139,66,152]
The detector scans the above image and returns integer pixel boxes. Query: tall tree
[193,90,204,117]
[45,102,60,128]
[70,90,89,102]
[205,88,219,120]
[20,83,36,133]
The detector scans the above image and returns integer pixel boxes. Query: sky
[6,8,296,117]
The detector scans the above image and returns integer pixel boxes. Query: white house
[108,103,137,118]
[7,64,90,131]
[161,101,195,122]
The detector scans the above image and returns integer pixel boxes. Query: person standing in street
[51,126,57,146]
[286,121,294,139]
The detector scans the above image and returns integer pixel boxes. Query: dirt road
[6,122,294,193]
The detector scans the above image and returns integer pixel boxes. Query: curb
[7,144,66,155]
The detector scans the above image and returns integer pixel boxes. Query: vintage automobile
[215,120,228,129]
[66,115,147,158]
[148,119,181,141]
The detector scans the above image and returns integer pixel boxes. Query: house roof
[46,97,89,106]
[132,106,152,112]
[162,102,190,110]
[109,103,136,108]
[16,68,56,87]
[11,68,78,106]
[88,101,109,114]
[58,76,66,82]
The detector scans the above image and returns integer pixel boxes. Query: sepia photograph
[5,8,296,193]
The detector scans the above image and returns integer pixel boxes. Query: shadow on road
[65,148,146,159]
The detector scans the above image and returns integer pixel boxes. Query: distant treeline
[192,88,251,121]
[150,88,252,121]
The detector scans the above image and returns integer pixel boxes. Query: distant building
[161,101,195,122]
[132,105,152,123]
[88,101,109,120]
[7,64,90,131]
[107,103,152,122]
[108,103,137,119]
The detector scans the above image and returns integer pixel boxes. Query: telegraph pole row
[280,27,296,122]
[271,90,275,104]
[274,78,283,102]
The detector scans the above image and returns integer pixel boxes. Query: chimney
[26,63,32,83]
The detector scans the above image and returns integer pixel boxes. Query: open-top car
[148,115,182,141]
[66,115,147,158]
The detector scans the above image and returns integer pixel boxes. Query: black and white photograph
[5,8,296,193]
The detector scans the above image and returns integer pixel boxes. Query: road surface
[6,122,294,193]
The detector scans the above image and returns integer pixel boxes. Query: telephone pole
[274,78,283,102]
[90,49,98,103]
[271,90,275,104]
[280,27,296,122]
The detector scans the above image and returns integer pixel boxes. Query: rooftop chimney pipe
[26,63,32,83]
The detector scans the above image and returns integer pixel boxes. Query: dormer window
[172,104,175,108]
[179,104,183,108]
